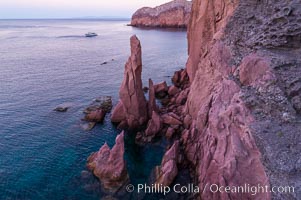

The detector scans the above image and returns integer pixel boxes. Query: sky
[0,0,174,19]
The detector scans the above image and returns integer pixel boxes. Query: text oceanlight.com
[126,183,295,196]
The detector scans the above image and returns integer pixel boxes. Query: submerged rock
[54,107,68,112]
[86,96,113,113]
[111,35,148,129]
[80,122,97,131]
[84,109,106,123]
[87,131,129,192]
[53,103,72,112]
[82,96,113,130]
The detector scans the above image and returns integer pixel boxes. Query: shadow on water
[121,131,194,200]
[124,131,166,185]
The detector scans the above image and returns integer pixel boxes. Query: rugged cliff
[111,35,148,129]
[184,0,301,199]
[94,0,301,199]
[130,0,192,28]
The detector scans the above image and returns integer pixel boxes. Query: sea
[0,19,188,200]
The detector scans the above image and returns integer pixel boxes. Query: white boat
[85,32,98,37]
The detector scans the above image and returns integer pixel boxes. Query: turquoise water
[0,19,188,199]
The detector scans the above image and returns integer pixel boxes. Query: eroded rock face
[87,131,129,192]
[148,79,158,118]
[185,78,270,200]
[183,0,301,199]
[155,141,179,186]
[111,101,126,123]
[239,54,271,86]
[186,0,237,82]
[145,111,162,138]
[131,0,192,28]
[111,35,148,129]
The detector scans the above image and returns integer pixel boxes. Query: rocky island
[130,0,192,28]
[88,0,301,199]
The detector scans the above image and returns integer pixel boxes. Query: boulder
[168,85,180,96]
[85,96,113,113]
[154,81,168,98]
[111,35,148,129]
[172,69,189,88]
[179,68,189,84]
[84,109,106,123]
[162,113,182,125]
[172,70,181,87]
[87,131,129,192]
[145,111,162,138]
[175,88,189,105]
[83,96,113,126]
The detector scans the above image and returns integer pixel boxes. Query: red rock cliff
[131,0,192,28]
[183,0,301,199]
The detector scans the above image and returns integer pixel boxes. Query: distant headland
[130,0,192,28]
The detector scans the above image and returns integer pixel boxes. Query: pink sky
[0,0,179,19]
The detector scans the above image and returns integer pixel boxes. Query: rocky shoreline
[87,35,194,198]
[87,0,301,199]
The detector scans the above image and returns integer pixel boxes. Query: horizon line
[0,17,131,20]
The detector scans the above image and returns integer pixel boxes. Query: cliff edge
[130,0,192,28]
[184,0,301,199]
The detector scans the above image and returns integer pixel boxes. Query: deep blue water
[0,19,188,199]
